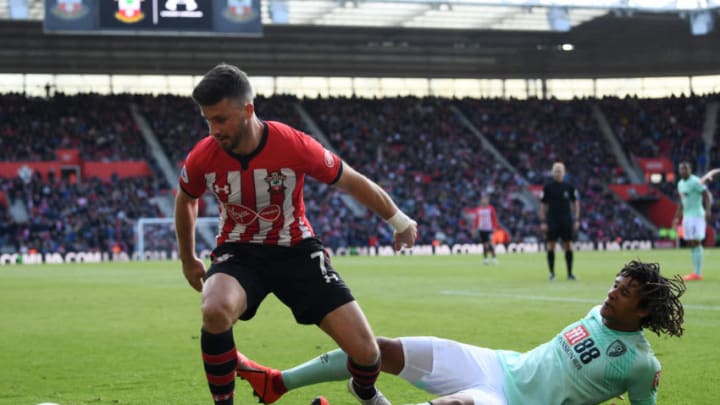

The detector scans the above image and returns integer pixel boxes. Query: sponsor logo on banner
[223,0,257,22]
[114,0,144,23]
[161,0,203,18]
[51,0,89,20]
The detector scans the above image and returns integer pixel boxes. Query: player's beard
[216,129,243,153]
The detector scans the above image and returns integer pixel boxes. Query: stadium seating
[1,92,718,254]
[0,172,164,254]
[0,93,150,162]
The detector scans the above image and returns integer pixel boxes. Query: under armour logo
[214,184,230,195]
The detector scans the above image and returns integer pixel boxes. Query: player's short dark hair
[679,161,692,169]
[619,260,685,337]
[192,63,253,106]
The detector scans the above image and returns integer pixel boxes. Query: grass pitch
[0,249,718,405]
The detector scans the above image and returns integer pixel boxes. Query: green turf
[0,249,717,405]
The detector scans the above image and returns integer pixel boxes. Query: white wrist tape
[386,210,413,233]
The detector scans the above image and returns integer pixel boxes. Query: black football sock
[347,357,381,400]
[547,250,555,274]
[201,328,237,405]
[566,250,574,276]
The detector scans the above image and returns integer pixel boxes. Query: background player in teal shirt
[672,161,712,281]
[235,260,685,405]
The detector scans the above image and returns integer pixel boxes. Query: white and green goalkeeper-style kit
[678,174,707,240]
[400,306,659,405]
[678,174,707,218]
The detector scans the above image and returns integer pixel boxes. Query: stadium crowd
[0,93,150,162]
[600,95,708,170]
[302,95,530,246]
[1,92,717,255]
[0,171,164,254]
[600,94,719,234]
[458,97,654,241]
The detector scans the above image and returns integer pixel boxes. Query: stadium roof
[1,0,718,31]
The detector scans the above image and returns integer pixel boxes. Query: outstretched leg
[238,337,501,405]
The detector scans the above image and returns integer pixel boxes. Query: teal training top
[496,306,660,405]
[678,174,706,217]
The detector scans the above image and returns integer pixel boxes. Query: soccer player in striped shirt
[463,194,499,265]
[175,63,417,405]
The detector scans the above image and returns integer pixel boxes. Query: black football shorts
[546,220,574,242]
[205,238,355,325]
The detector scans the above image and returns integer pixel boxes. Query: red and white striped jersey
[179,120,342,247]
[463,205,498,232]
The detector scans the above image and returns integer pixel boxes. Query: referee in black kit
[539,162,580,281]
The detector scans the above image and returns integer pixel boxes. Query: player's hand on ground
[393,220,418,251]
[182,256,207,292]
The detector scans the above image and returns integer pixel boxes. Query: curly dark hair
[619,260,686,337]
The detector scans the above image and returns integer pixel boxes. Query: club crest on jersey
[606,339,627,357]
[214,184,230,195]
[264,171,287,194]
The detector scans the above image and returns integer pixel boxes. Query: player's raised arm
[700,168,720,184]
[333,162,417,251]
[174,188,206,292]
